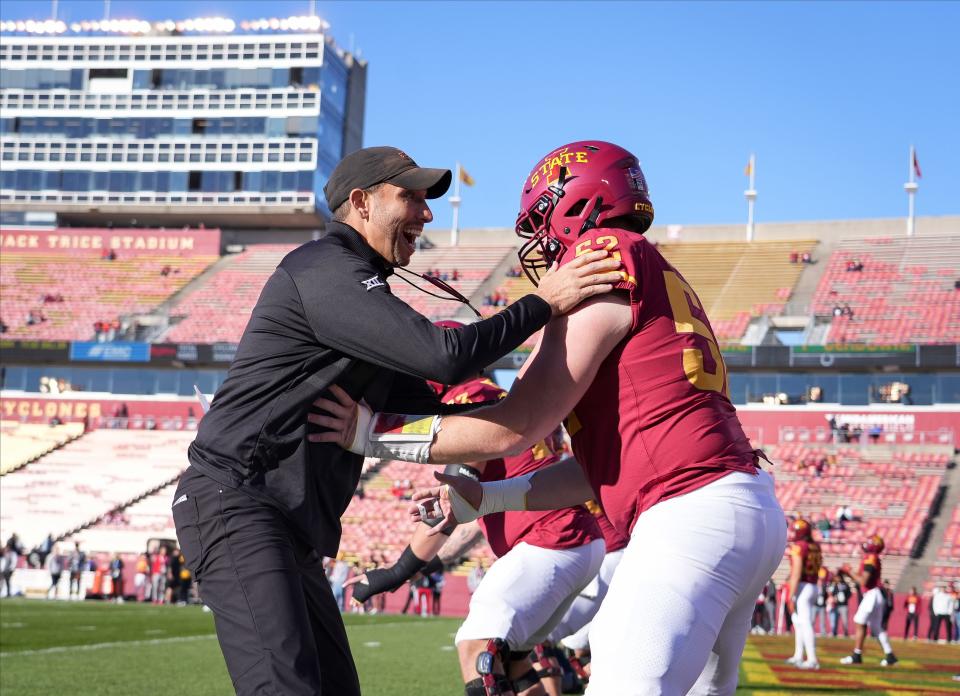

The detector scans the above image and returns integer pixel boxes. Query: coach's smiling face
[356,183,432,267]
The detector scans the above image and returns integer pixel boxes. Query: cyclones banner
[0,227,221,257]
[0,395,200,425]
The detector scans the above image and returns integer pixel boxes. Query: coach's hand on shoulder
[534,249,622,316]
[308,385,359,448]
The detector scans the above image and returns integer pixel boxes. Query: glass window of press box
[2,116,320,139]
[1,169,314,193]
[0,68,85,90]
[130,66,324,91]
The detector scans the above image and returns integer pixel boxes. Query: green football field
[1,599,957,695]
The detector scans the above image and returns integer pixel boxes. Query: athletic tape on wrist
[478,472,533,516]
[445,472,533,523]
[348,405,441,464]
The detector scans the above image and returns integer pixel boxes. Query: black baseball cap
[324,146,452,212]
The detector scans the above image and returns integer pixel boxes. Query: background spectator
[1,542,18,597]
[45,544,64,599]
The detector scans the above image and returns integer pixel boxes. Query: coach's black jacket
[187,222,550,557]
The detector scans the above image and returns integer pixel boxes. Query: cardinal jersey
[859,553,881,591]
[586,499,630,553]
[442,378,601,557]
[789,540,823,584]
[557,228,759,536]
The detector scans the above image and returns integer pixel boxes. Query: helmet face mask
[862,534,885,554]
[514,141,655,286]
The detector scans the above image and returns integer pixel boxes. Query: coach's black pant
[173,466,360,696]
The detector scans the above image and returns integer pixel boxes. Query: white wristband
[347,405,442,464]
[347,401,374,455]
[446,472,534,523]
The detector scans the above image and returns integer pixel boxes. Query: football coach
[172,146,622,695]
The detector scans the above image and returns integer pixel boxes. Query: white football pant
[456,538,605,650]
[549,549,625,651]
[586,469,786,696]
[791,581,818,663]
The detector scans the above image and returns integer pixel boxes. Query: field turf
[1,599,957,695]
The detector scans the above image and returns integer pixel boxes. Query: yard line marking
[1,623,25,628]
[0,633,217,657]
[363,641,381,648]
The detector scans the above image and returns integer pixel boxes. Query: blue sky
[3,0,958,231]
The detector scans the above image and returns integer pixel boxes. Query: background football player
[837,534,898,667]
[344,358,604,696]
[785,518,822,669]
[546,502,629,686]
[312,140,787,694]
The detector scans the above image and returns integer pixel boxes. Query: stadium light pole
[904,145,919,238]
[744,153,757,242]
[51,0,58,20]
[449,162,463,246]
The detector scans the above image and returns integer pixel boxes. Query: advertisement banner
[0,339,70,362]
[791,344,917,368]
[149,343,201,364]
[70,341,151,363]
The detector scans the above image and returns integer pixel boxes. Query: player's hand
[534,250,623,316]
[344,572,374,604]
[307,385,358,447]
[408,472,483,536]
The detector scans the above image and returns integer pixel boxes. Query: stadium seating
[165,243,516,343]
[77,482,178,554]
[0,430,193,548]
[0,248,216,341]
[0,420,84,475]
[488,239,817,343]
[813,235,960,344]
[926,505,960,591]
[768,443,951,587]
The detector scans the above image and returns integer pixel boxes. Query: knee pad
[469,638,511,696]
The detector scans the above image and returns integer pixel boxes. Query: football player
[546,502,629,686]
[838,534,898,666]
[311,140,787,694]
[785,518,822,669]
[346,360,605,696]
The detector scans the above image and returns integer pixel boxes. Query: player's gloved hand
[533,249,623,316]
[343,546,439,603]
[345,569,391,604]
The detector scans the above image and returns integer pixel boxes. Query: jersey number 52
[663,270,729,396]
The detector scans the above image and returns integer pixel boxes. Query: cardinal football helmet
[515,140,654,285]
[862,534,885,554]
[788,518,813,542]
